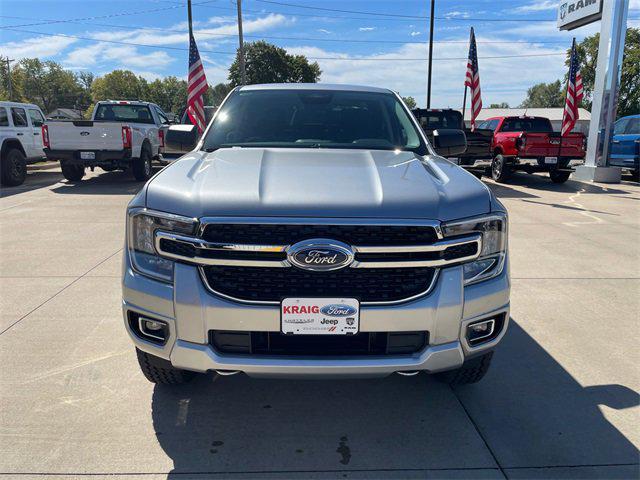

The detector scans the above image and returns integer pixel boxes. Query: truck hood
[146,148,491,221]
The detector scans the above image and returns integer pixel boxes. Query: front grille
[210,330,429,356]
[201,223,439,246]
[201,265,436,303]
[159,238,196,258]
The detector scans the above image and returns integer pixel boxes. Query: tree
[571,28,639,118]
[519,80,564,108]
[210,82,233,106]
[146,76,188,114]
[228,41,321,86]
[0,59,23,101]
[91,70,148,103]
[7,58,84,112]
[489,102,510,108]
[402,96,417,109]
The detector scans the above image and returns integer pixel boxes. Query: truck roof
[238,83,393,94]
[97,100,157,106]
[0,101,42,109]
[486,115,549,121]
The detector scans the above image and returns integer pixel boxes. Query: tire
[1,148,27,187]
[491,154,511,183]
[135,348,196,385]
[132,145,153,181]
[549,169,571,183]
[436,351,493,386]
[61,163,85,181]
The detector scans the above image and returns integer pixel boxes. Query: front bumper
[122,249,510,378]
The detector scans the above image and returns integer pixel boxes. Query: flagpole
[462,86,467,126]
[426,0,435,108]
[187,0,193,38]
[558,37,576,162]
[461,27,471,126]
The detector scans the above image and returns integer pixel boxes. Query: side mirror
[432,129,467,157]
[165,124,198,153]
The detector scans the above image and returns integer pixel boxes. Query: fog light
[467,319,495,345]
[138,317,168,342]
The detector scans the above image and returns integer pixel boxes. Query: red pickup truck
[478,116,586,183]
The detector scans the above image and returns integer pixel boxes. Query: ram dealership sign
[558,0,603,30]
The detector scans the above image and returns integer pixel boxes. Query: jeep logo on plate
[320,304,358,317]
[287,239,354,272]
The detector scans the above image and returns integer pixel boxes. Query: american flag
[561,39,584,137]
[465,27,482,132]
[187,32,208,134]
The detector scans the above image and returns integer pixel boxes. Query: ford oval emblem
[80,131,90,136]
[287,239,354,272]
[320,304,357,317]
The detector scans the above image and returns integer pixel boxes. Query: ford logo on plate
[80,131,90,136]
[287,239,354,272]
[320,304,358,317]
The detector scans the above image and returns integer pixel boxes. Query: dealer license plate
[281,298,359,335]
[544,156,558,164]
[80,151,95,160]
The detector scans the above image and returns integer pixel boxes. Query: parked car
[412,108,493,167]
[0,101,47,186]
[609,114,639,178]
[123,84,510,386]
[42,100,170,182]
[479,116,586,183]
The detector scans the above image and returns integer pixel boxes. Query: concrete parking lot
[1,163,639,479]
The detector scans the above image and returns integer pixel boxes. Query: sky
[1,0,639,109]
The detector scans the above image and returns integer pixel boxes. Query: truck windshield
[414,110,461,130]
[94,104,154,124]
[181,106,216,126]
[501,117,553,133]
[202,89,427,154]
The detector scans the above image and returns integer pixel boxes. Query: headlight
[127,209,197,282]
[442,213,507,285]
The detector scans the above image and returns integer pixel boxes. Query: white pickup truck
[43,100,171,181]
[1,101,47,186]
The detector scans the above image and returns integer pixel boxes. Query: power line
[0,27,235,55]
[156,0,568,23]
[250,0,554,22]
[0,15,575,45]
[1,27,567,61]
[0,1,219,29]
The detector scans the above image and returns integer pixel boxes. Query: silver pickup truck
[123,84,510,385]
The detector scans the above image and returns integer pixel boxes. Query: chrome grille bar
[154,231,481,269]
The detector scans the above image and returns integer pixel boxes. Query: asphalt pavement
[1,163,639,479]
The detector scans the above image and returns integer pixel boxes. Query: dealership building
[462,108,592,134]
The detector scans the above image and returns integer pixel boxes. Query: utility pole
[426,0,435,108]
[2,57,14,100]
[236,0,247,85]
